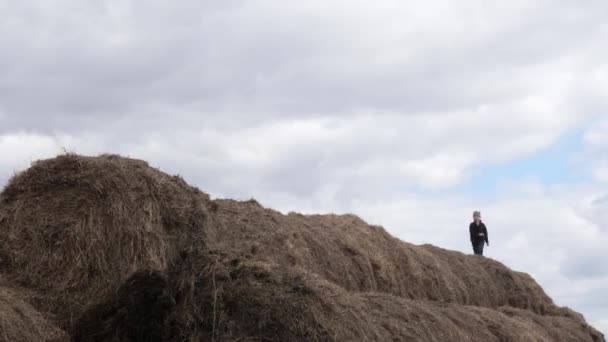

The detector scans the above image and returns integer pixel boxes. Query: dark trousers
[473,240,485,256]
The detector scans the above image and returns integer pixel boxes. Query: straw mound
[0,154,209,326]
[0,154,604,341]
[0,283,67,342]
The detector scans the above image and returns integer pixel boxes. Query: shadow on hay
[72,270,175,342]
[70,250,331,342]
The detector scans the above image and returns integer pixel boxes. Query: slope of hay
[0,154,209,326]
[0,154,604,341]
[0,283,67,342]
[209,200,558,315]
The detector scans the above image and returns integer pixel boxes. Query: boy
[469,211,489,256]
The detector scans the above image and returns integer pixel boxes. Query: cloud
[583,118,608,184]
[0,132,107,187]
[0,133,68,185]
[1,0,605,131]
[2,0,603,198]
[562,249,608,280]
[597,320,608,337]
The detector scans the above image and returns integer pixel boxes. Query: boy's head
[473,211,481,222]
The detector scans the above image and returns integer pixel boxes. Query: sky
[0,0,607,335]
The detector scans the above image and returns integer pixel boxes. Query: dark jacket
[469,221,489,245]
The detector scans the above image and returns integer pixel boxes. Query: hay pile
[0,154,604,341]
[0,154,209,327]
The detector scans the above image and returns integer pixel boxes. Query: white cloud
[0,133,67,183]
[596,320,608,337]
[584,120,608,148]
[0,132,107,187]
[583,118,608,185]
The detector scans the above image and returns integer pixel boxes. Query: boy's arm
[469,224,475,245]
[483,224,489,244]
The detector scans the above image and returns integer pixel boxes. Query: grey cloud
[561,249,608,279]
[2,0,607,135]
[559,286,608,331]
[590,195,608,232]
[0,0,604,209]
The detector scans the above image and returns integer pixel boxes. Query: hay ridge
[209,200,558,314]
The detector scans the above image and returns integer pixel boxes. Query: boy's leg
[473,242,481,255]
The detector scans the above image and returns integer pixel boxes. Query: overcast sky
[1,0,607,334]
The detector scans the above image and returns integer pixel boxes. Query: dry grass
[0,154,604,341]
[210,200,558,314]
[0,283,67,342]
[75,254,604,341]
[0,154,209,327]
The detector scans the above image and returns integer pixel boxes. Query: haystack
[0,154,209,326]
[0,283,67,342]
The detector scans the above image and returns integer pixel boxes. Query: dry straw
[0,283,67,342]
[0,154,604,341]
[0,154,208,327]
